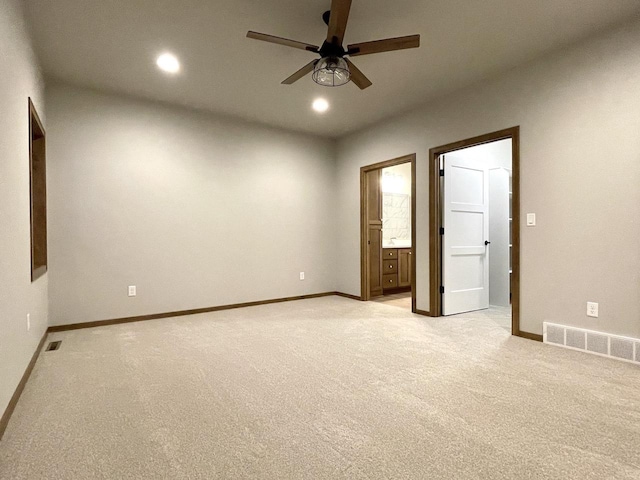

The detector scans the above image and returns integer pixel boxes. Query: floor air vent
[543,323,639,366]
[45,341,61,352]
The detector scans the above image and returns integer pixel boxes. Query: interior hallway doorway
[429,127,526,338]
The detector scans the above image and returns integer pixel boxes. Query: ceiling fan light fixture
[312,56,350,87]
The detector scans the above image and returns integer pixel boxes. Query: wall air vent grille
[566,328,586,349]
[586,332,608,355]
[543,323,639,366]
[610,337,634,361]
[546,324,564,345]
[45,341,61,351]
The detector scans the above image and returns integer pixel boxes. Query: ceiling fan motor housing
[318,40,346,58]
[322,10,331,26]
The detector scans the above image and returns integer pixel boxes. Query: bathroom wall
[381,163,412,245]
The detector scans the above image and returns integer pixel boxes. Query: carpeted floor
[1,296,639,479]
[457,304,513,333]
[372,292,512,334]
[371,291,413,310]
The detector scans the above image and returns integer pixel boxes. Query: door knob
[485,240,491,245]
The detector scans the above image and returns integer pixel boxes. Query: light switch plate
[299,272,305,280]
[526,213,536,226]
[128,285,137,297]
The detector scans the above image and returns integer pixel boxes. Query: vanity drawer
[383,274,398,288]
[383,248,398,259]
[383,259,398,273]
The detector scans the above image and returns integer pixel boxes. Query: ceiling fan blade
[247,31,319,53]
[345,59,372,90]
[348,34,420,56]
[326,0,352,45]
[281,60,318,85]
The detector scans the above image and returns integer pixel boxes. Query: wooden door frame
[428,127,535,340]
[29,98,47,282]
[360,154,417,312]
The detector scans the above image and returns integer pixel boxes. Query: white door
[442,154,490,315]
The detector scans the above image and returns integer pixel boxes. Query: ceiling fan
[246,0,420,90]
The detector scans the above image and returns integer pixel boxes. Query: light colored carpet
[456,305,513,332]
[370,293,511,334]
[371,292,412,310]
[1,296,639,479]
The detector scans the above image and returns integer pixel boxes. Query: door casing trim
[428,127,537,340]
[360,154,417,313]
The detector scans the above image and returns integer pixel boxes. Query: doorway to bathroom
[360,154,416,312]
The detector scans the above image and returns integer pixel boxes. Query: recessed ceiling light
[156,53,180,74]
[312,98,329,113]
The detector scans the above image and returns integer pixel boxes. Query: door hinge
[439,227,444,235]
[439,169,444,177]
[368,240,371,245]
[440,285,444,294]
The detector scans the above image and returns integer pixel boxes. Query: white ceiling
[24,0,640,138]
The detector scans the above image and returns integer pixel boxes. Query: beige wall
[46,84,337,326]
[11,13,639,341]
[335,20,640,337]
[0,0,48,419]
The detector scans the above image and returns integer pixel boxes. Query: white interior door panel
[442,154,490,315]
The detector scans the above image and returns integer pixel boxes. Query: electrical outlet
[27,313,31,331]
[128,285,137,297]
[299,272,305,280]
[587,302,598,318]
